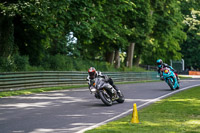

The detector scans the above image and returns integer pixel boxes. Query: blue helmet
[156,59,163,68]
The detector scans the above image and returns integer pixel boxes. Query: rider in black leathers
[87,67,121,94]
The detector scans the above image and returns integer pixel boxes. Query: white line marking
[76,84,200,133]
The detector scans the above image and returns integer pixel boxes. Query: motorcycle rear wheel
[99,90,112,106]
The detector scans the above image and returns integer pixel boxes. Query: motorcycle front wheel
[168,78,175,90]
[116,91,125,103]
[99,89,112,106]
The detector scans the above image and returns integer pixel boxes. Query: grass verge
[85,86,200,133]
[179,75,193,79]
[0,85,87,98]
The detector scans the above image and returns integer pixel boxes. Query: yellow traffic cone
[131,103,139,123]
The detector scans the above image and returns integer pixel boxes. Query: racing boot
[177,77,180,83]
[113,85,122,97]
[174,72,180,83]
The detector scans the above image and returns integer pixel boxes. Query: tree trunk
[133,55,141,66]
[114,49,120,68]
[126,43,135,68]
[0,14,14,57]
[105,51,115,64]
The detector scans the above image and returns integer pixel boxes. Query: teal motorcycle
[161,67,180,90]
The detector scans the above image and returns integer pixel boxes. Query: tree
[142,0,186,65]
[70,0,136,65]
[0,0,70,65]
[1,0,193,71]
[122,0,154,67]
[0,13,14,57]
[93,0,133,64]
[0,1,16,57]
[180,0,200,69]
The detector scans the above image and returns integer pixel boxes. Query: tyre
[116,91,125,103]
[168,78,174,90]
[99,89,112,106]
[176,83,180,89]
[176,79,180,89]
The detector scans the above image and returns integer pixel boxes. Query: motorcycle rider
[87,67,122,95]
[156,59,180,82]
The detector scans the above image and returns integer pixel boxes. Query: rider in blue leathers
[156,59,180,82]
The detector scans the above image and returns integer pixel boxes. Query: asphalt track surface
[0,79,200,133]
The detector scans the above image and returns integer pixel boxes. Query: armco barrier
[0,71,159,91]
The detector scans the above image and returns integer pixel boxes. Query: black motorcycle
[88,77,125,106]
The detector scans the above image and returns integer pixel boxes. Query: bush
[0,57,16,72]
[0,54,146,72]
[14,54,29,71]
[0,54,29,72]
[49,54,66,70]
[65,56,74,71]
[73,59,92,71]
[26,65,45,71]
[41,54,73,71]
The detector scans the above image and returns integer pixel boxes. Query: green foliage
[14,17,47,65]
[0,0,70,61]
[123,0,154,65]
[0,53,146,72]
[13,54,29,71]
[0,57,16,72]
[180,0,200,69]
[0,54,29,72]
[70,0,136,60]
[40,54,116,71]
[142,0,186,65]
[46,54,67,71]
[0,14,14,57]
[1,0,200,70]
